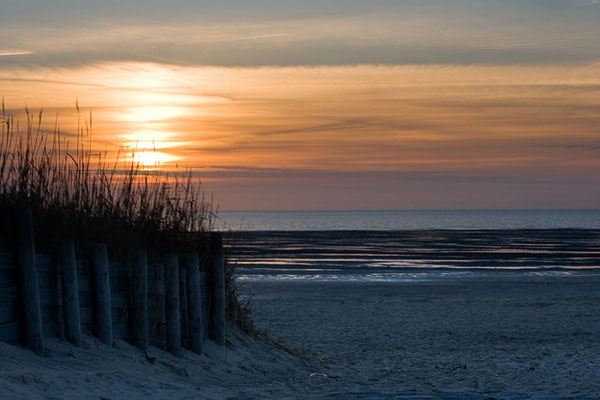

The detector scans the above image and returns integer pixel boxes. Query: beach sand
[2,275,599,399]
[0,327,309,399]
[242,275,600,399]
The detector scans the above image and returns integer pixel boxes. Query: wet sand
[243,275,600,399]
[226,230,600,281]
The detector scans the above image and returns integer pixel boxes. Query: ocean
[219,210,600,282]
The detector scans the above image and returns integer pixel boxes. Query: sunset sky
[1,0,599,210]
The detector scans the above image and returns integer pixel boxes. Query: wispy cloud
[2,2,600,68]
[228,33,288,41]
[0,50,34,57]
[2,61,599,209]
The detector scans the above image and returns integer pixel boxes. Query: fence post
[183,253,203,354]
[58,239,81,347]
[164,254,181,356]
[198,269,209,341]
[91,243,113,345]
[133,249,148,351]
[153,263,166,349]
[209,233,226,345]
[179,265,188,346]
[14,206,44,355]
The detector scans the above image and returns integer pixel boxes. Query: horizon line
[218,208,600,213]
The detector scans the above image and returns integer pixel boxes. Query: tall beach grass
[0,101,252,331]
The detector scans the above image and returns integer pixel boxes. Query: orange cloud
[1,62,599,208]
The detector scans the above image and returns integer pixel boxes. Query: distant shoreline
[217,210,600,231]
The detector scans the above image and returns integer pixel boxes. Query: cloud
[2,61,600,209]
[227,33,288,41]
[0,50,34,57]
[1,3,600,68]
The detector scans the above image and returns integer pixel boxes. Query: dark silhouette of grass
[0,101,250,331]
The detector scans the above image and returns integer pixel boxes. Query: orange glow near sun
[131,149,178,167]
[1,61,599,208]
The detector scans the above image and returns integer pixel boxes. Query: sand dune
[0,327,308,399]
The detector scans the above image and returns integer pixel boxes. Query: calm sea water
[218,210,600,231]
[220,210,600,282]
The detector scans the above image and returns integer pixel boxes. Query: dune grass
[0,101,250,330]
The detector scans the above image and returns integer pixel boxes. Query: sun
[131,149,178,168]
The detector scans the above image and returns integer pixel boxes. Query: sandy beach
[0,327,309,399]
[242,275,600,399]
[2,274,600,399]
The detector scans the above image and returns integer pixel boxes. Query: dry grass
[0,101,247,326]
[0,101,213,256]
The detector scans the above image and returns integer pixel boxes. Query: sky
[1,0,599,210]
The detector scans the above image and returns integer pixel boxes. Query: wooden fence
[0,206,225,356]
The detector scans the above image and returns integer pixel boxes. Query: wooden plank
[37,271,56,290]
[0,286,19,306]
[209,233,226,345]
[92,243,113,345]
[36,255,55,273]
[60,239,84,347]
[111,308,128,325]
[79,307,95,324]
[78,271,92,307]
[109,262,128,278]
[42,322,60,339]
[150,295,166,324]
[112,323,129,340]
[109,276,129,293]
[76,259,90,276]
[0,321,22,343]
[74,276,90,292]
[0,252,18,270]
[149,263,165,348]
[199,271,209,341]
[15,206,44,354]
[0,268,17,289]
[39,288,59,307]
[148,279,165,295]
[80,323,93,336]
[0,304,19,324]
[77,291,89,308]
[164,254,180,356]
[111,293,128,309]
[40,305,56,324]
[183,253,203,354]
[132,249,148,350]
[147,264,158,280]
[179,265,188,344]
[0,234,13,248]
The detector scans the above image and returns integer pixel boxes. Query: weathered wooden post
[58,239,81,347]
[164,254,181,355]
[179,265,188,345]
[209,233,226,345]
[91,243,113,345]
[183,253,203,354]
[14,206,44,355]
[132,249,148,351]
[154,263,166,348]
[198,269,209,341]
